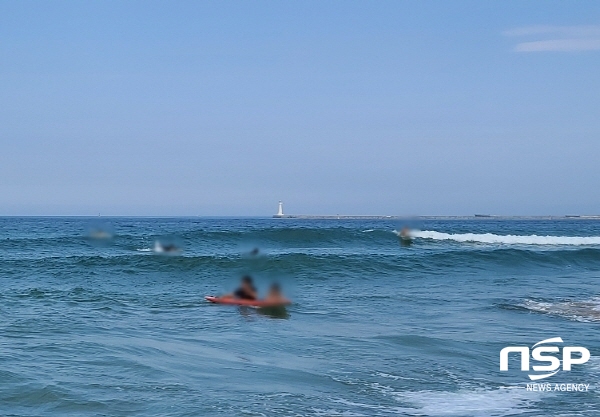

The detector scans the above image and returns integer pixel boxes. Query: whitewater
[402,230,600,245]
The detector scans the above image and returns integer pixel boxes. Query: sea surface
[1,217,600,416]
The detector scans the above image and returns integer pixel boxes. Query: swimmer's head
[269,283,282,295]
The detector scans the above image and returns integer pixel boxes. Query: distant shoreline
[273,215,600,220]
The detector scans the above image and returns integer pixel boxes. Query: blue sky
[1,1,599,216]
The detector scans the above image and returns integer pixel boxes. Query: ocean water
[1,217,600,416]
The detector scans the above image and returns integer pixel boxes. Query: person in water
[231,275,258,300]
[154,241,180,253]
[264,283,289,304]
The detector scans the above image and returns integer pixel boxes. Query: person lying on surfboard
[223,275,258,300]
[205,281,291,306]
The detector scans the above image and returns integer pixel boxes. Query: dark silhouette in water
[257,305,290,319]
[154,241,181,253]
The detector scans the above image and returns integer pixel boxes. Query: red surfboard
[205,296,290,308]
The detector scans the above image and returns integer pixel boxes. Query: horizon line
[1,214,599,219]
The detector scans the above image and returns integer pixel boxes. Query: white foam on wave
[521,298,600,322]
[329,373,548,417]
[392,387,549,417]
[312,406,366,417]
[402,230,600,246]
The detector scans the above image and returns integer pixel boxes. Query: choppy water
[1,217,600,416]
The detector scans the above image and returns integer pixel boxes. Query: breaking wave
[391,387,548,417]
[404,230,600,246]
[521,299,600,322]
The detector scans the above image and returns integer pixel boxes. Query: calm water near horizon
[1,217,599,416]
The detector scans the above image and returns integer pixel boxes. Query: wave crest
[521,299,600,322]
[405,230,600,246]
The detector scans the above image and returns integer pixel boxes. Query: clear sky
[1,1,599,216]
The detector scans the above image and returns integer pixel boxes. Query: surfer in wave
[398,227,412,245]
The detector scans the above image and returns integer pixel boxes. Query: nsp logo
[500,337,590,380]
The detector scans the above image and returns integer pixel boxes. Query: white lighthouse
[274,201,284,218]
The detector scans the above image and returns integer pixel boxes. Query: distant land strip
[273,215,600,220]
